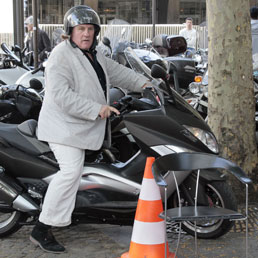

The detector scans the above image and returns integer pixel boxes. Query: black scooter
[0,41,237,240]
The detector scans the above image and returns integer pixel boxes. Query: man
[24,16,51,66]
[250,6,258,57]
[29,5,151,254]
[179,17,198,51]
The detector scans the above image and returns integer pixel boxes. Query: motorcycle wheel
[169,181,237,239]
[0,201,27,237]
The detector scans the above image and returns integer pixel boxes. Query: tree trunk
[207,0,257,180]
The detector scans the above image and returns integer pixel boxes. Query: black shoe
[30,223,66,253]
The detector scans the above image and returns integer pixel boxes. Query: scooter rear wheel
[0,201,27,237]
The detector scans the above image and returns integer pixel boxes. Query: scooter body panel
[0,66,27,85]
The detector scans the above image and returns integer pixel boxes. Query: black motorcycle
[0,43,31,86]
[0,41,237,240]
[186,65,258,129]
[0,78,43,123]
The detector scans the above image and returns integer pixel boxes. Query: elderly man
[24,16,51,66]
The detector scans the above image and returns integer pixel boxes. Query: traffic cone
[121,157,176,258]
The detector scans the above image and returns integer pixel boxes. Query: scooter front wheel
[169,181,237,239]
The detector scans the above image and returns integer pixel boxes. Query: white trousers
[39,143,85,227]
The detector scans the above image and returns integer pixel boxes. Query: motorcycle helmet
[64,5,101,36]
[24,16,34,25]
[24,16,39,26]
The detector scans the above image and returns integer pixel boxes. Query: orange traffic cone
[121,157,176,258]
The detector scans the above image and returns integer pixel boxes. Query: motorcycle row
[0,20,249,241]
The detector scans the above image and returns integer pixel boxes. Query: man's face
[26,23,33,32]
[186,19,193,30]
[71,24,95,50]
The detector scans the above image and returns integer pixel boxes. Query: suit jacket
[37,40,147,150]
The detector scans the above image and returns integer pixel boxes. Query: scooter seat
[17,119,37,137]
[0,120,50,156]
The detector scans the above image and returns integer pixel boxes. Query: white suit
[38,40,147,226]
[38,40,147,150]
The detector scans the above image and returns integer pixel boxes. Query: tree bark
[207,0,257,178]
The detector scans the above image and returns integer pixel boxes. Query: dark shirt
[70,40,107,97]
[83,50,107,97]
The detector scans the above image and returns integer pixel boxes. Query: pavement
[0,203,258,258]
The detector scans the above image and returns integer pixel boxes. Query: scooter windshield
[124,47,154,81]
[124,46,164,103]
[124,46,206,121]
[98,19,132,57]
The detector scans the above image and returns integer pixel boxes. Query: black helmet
[64,5,101,35]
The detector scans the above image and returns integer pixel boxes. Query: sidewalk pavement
[0,203,258,258]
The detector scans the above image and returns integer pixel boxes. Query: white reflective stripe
[139,178,161,201]
[131,220,166,244]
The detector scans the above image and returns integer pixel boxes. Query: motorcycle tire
[0,201,27,237]
[169,181,237,239]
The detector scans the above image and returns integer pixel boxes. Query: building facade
[24,0,206,26]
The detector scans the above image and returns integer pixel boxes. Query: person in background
[29,5,151,254]
[179,17,198,54]
[250,6,258,57]
[24,15,51,66]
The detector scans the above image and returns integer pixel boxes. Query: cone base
[121,251,176,258]
[121,244,176,258]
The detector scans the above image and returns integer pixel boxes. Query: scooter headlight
[189,82,200,94]
[183,125,219,153]
[199,84,208,98]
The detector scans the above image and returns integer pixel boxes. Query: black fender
[179,169,227,206]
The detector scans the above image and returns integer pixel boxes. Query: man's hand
[99,105,120,119]
[142,81,153,89]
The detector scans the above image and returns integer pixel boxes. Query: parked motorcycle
[0,39,237,241]
[98,19,133,64]
[0,43,30,85]
[0,43,45,88]
[186,61,258,127]
[0,78,43,123]
[152,34,199,92]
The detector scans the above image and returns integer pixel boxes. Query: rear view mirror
[29,78,43,90]
[102,36,111,47]
[166,36,187,56]
[151,64,167,80]
[13,45,21,52]
[102,36,112,54]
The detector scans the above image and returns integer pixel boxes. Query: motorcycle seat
[17,119,37,137]
[0,120,50,156]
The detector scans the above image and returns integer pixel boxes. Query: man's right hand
[99,105,120,119]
